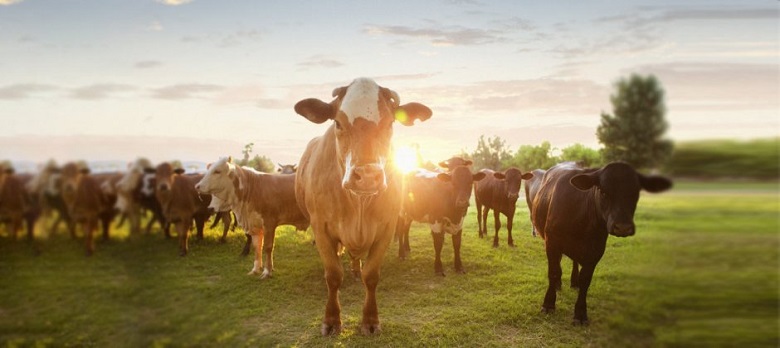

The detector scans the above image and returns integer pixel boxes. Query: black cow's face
[438,166,486,215]
[494,168,533,203]
[294,77,432,196]
[570,162,672,237]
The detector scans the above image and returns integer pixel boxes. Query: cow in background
[438,157,472,171]
[0,165,40,243]
[523,169,546,237]
[196,156,308,279]
[59,162,121,256]
[277,163,298,174]
[116,158,156,235]
[533,161,671,325]
[27,160,73,237]
[474,167,534,247]
[397,167,485,275]
[294,77,431,335]
[153,162,212,256]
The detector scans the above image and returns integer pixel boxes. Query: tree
[238,143,275,173]
[470,135,512,170]
[597,74,673,170]
[505,141,558,170]
[241,143,254,165]
[559,143,604,168]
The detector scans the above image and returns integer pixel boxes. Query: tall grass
[0,181,777,347]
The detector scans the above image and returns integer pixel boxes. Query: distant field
[0,181,777,347]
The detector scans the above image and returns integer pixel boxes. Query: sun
[394,146,418,174]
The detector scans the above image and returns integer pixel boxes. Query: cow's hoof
[572,318,589,326]
[360,322,381,335]
[541,307,555,314]
[321,323,342,336]
[219,238,227,244]
[435,271,446,277]
[455,268,466,275]
[247,269,259,276]
[260,270,272,279]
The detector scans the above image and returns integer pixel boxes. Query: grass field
[0,181,777,347]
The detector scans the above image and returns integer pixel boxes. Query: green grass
[0,181,777,347]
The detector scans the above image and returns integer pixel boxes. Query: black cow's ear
[521,172,534,180]
[294,98,335,124]
[639,174,673,193]
[473,172,486,182]
[436,173,452,182]
[174,168,185,175]
[395,102,432,126]
[493,172,506,180]
[570,173,597,191]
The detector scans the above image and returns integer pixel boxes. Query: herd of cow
[0,78,673,334]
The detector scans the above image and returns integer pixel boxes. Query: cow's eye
[214,170,221,174]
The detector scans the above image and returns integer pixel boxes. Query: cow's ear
[395,102,432,126]
[144,167,156,174]
[473,172,486,182]
[438,161,449,169]
[276,168,282,173]
[436,173,452,182]
[639,174,672,193]
[80,167,90,175]
[463,160,473,166]
[295,98,334,124]
[521,172,534,180]
[570,173,598,191]
[493,172,506,180]
[174,168,185,175]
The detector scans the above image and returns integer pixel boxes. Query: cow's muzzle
[343,164,386,196]
[507,193,519,201]
[610,222,635,237]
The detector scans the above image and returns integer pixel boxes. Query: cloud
[0,0,24,5]
[0,84,59,100]
[364,24,506,46]
[296,55,344,70]
[650,7,779,22]
[69,84,137,100]
[631,62,779,111]
[218,29,264,47]
[155,0,193,5]
[147,21,164,32]
[150,84,225,100]
[134,61,163,69]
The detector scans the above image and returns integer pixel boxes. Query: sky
[0,0,777,169]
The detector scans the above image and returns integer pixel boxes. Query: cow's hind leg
[475,199,484,238]
[178,221,192,256]
[570,259,580,288]
[480,206,490,239]
[219,211,230,243]
[541,247,562,314]
[241,233,251,256]
[432,230,445,276]
[248,228,264,275]
[260,222,277,279]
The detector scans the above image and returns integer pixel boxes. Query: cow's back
[532,163,593,240]
[474,169,499,206]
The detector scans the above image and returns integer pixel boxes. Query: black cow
[397,167,485,275]
[532,161,671,325]
[523,169,546,237]
[474,168,533,247]
[438,157,472,171]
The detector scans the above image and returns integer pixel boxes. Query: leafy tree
[505,141,558,170]
[470,135,512,170]
[597,74,673,170]
[559,143,604,168]
[247,155,275,173]
[241,142,254,165]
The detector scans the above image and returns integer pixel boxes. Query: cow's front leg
[492,209,502,248]
[432,229,445,276]
[573,263,595,325]
[178,220,192,256]
[570,259,580,288]
[248,228,264,275]
[85,220,96,256]
[360,223,393,335]
[314,227,343,336]
[506,213,515,247]
[452,230,465,274]
[260,222,277,279]
[541,247,562,314]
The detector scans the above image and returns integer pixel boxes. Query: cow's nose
[159,184,169,192]
[508,193,519,201]
[455,199,469,209]
[344,164,386,195]
[612,222,635,237]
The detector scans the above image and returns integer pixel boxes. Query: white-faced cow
[474,167,534,247]
[294,77,432,335]
[523,168,546,237]
[27,160,73,237]
[153,162,211,256]
[532,161,671,325]
[195,156,309,279]
[397,167,485,275]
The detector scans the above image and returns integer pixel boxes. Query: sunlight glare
[394,146,418,174]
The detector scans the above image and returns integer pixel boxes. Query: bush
[665,138,779,179]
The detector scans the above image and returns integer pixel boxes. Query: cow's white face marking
[141,173,155,197]
[340,78,381,125]
[341,152,354,189]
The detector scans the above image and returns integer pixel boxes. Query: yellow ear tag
[394,108,409,124]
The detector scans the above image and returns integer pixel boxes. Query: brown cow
[0,167,40,243]
[59,162,121,256]
[153,162,211,256]
[474,167,534,247]
[196,156,309,279]
[27,160,73,237]
[294,77,432,335]
[397,167,485,275]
